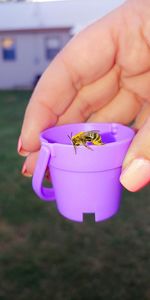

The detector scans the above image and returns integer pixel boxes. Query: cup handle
[32,144,55,201]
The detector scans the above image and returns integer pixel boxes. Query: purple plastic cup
[32,123,135,222]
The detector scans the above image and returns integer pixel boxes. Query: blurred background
[0,0,150,299]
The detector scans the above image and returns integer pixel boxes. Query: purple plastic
[32,123,135,222]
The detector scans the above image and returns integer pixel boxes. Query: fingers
[21,151,51,181]
[19,13,117,154]
[88,88,142,124]
[21,86,142,180]
[57,65,120,125]
[120,115,150,191]
[133,101,150,130]
[20,57,77,152]
[21,151,39,177]
[122,71,150,100]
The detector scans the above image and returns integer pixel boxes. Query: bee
[68,130,104,153]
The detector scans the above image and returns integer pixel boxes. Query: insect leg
[83,142,93,151]
[67,135,71,140]
[73,144,77,154]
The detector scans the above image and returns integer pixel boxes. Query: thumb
[120,117,150,192]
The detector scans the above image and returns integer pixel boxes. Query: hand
[18,0,150,191]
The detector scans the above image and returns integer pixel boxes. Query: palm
[20,0,150,177]
[58,0,150,127]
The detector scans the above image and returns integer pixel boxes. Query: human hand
[18,0,150,191]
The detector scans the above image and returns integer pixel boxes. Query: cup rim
[40,122,135,148]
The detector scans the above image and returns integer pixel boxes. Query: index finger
[20,13,117,152]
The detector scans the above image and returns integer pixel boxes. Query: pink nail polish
[120,158,150,192]
[17,136,29,157]
[21,163,32,178]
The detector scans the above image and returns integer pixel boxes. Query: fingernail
[17,136,29,157]
[21,163,32,178]
[120,158,150,192]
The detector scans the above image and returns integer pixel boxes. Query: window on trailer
[45,36,61,61]
[2,37,16,61]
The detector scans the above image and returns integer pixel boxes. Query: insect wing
[83,130,100,135]
[81,130,100,137]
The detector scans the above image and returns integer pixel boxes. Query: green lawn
[0,90,150,300]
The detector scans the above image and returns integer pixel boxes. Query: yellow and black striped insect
[68,130,104,153]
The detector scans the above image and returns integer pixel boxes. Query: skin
[18,0,150,191]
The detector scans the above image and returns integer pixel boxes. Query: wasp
[68,130,104,153]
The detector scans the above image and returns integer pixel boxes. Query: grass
[0,90,150,300]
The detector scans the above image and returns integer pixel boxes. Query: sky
[0,0,125,31]
[0,0,69,2]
